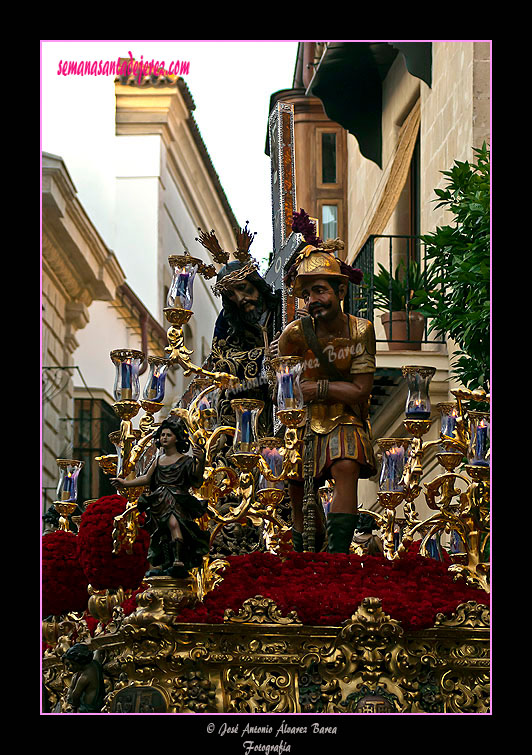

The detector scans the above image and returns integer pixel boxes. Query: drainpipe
[302,42,316,89]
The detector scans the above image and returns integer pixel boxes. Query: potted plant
[372,259,434,350]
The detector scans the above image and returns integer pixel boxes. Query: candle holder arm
[205,425,235,466]
[112,503,140,555]
[128,430,157,475]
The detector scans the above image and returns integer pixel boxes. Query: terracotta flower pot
[381,311,425,350]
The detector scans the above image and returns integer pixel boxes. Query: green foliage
[372,259,437,312]
[414,143,490,390]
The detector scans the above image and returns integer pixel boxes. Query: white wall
[74,300,133,397]
[114,135,161,318]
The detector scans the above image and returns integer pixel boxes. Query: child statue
[111,416,209,577]
[63,644,106,713]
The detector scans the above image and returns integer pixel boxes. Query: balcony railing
[346,234,446,347]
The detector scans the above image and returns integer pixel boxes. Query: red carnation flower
[77,495,149,591]
[173,549,489,630]
[42,530,90,618]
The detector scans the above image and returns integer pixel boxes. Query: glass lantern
[467,411,490,467]
[189,377,219,433]
[257,437,285,491]
[271,356,304,411]
[402,365,436,419]
[142,356,170,403]
[437,402,459,450]
[110,349,144,402]
[167,254,201,311]
[230,399,264,453]
[55,459,84,503]
[378,439,410,492]
[318,480,335,516]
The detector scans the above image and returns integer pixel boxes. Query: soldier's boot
[291,528,304,552]
[326,512,358,554]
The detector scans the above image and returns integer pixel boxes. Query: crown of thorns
[211,261,260,297]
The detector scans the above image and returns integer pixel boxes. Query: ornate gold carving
[190,556,229,603]
[122,575,198,628]
[434,601,490,629]
[223,665,297,713]
[88,586,126,627]
[43,594,490,714]
[224,596,302,625]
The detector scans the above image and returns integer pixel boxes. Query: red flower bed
[176,547,490,631]
[76,495,149,591]
[42,531,90,618]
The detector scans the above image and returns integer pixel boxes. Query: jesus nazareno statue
[205,259,281,436]
[194,224,282,437]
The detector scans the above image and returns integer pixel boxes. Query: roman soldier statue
[278,241,377,554]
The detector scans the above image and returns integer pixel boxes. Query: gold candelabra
[96,251,304,601]
[359,367,490,592]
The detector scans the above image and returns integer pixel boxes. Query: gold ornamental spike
[234,221,257,263]
[195,228,229,264]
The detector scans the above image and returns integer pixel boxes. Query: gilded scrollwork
[224,595,302,625]
[434,600,490,629]
[43,592,490,714]
[223,665,297,713]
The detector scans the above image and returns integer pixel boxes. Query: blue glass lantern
[110,349,144,402]
[55,459,84,503]
[402,365,436,419]
[378,439,410,492]
[271,356,304,412]
[231,399,263,453]
[143,356,170,403]
[467,411,490,467]
[167,254,201,311]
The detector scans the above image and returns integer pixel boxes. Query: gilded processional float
[42,219,490,716]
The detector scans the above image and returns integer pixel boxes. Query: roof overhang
[307,42,432,168]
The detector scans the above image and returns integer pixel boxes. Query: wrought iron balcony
[345,234,445,347]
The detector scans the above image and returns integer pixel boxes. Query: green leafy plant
[372,259,436,312]
[414,143,490,390]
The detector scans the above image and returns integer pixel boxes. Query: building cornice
[114,78,238,254]
[42,153,126,305]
